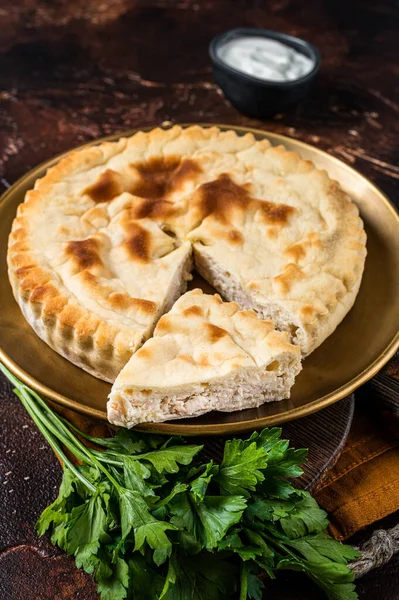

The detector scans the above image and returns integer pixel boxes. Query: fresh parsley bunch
[1,363,360,600]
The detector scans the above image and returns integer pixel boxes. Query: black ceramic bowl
[209,28,321,118]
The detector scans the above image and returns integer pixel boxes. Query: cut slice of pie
[107,289,302,427]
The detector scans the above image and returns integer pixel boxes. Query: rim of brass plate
[0,123,398,435]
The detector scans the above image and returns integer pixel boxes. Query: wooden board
[283,395,355,490]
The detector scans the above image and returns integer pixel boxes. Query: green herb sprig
[0,363,360,600]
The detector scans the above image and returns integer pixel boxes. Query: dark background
[1,1,399,598]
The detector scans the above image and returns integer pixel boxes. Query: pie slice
[107,289,302,427]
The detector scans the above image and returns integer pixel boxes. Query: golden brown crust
[205,323,229,343]
[84,169,125,203]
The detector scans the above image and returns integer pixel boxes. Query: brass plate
[1,124,398,435]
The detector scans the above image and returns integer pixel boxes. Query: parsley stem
[30,393,125,490]
[13,388,96,492]
[28,387,100,465]
[31,390,121,490]
[239,562,248,600]
[0,364,91,466]
[18,385,94,468]
[59,418,116,447]
[0,364,123,489]
[90,449,124,466]
[259,529,327,591]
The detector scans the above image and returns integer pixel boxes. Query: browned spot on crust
[273,264,305,294]
[10,227,27,242]
[228,229,243,244]
[178,354,196,365]
[266,227,279,240]
[137,347,152,360]
[170,158,202,190]
[17,269,52,299]
[30,284,58,302]
[84,169,124,203]
[196,174,294,226]
[198,354,211,367]
[108,292,126,310]
[14,266,34,278]
[285,233,321,262]
[124,223,151,263]
[205,323,228,343]
[183,305,204,317]
[196,174,251,224]
[11,252,36,270]
[65,238,102,270]
[300,304,316,320]
[130,298,157,313]
[131,198,176,220]
[108,293,156,314]
[285,242,306,262]
[129,156,202,199]
[44,295,68,315]
[58,305,85,328]
[81,271,96,284]
[259,201,294,224]
[156,316,171,333]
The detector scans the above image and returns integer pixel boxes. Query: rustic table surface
[1,1,399,599]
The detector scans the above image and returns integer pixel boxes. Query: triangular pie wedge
[107,289,302,427]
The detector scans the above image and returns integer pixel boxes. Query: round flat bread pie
[7,125,366,384]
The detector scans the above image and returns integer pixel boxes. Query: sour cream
[217,36,314,83]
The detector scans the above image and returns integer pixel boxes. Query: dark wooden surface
[1,1,399,598]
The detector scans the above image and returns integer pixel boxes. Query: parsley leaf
[135,445,203,474]
[122,457,155,498]
[247,564,265,600]
[171,492,246,550]
[161,553,237,600]
[189,462,218,501]
[195,496,247,550]
[95,555,129,600]
[215,439,268,496]
[289,533,361,564]
[129,555,165,599]
[277,556,358,600]
[279,491,329,538]
[65,492,109,571]
[36,466,77,538]
[170,493,196,533]
[118,488,176,565]
[246,497,295,522]
[217,531,263,562]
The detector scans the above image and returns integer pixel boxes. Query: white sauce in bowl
[217,36,314,82]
